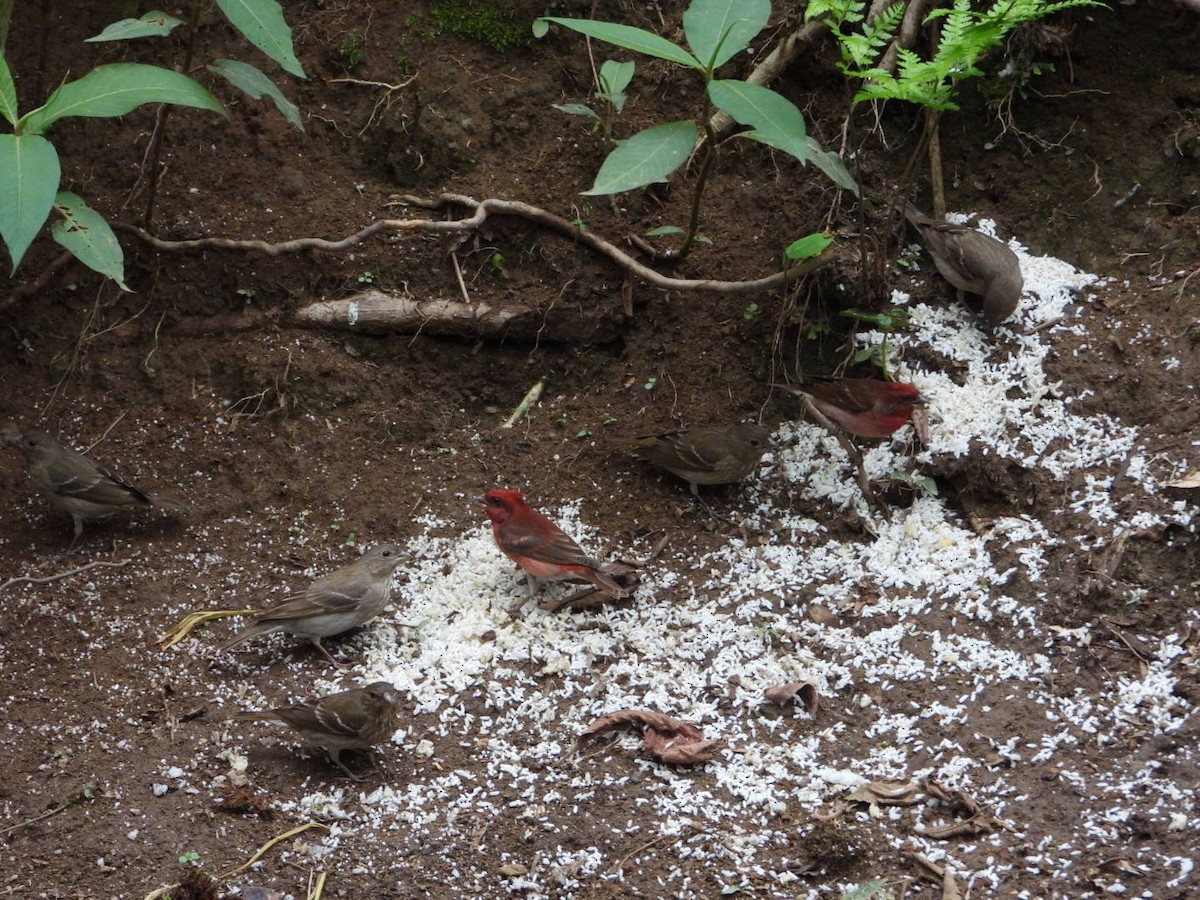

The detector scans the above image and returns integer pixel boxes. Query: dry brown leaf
[643,731,726,765]
[923,779,981,816]
[762,681,820,715]
[577,709,703,749]
[911,405,931,446]
[846,780,924,806]
[1164,470,1200,489]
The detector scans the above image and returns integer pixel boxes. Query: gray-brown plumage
[234,681,401,779]
[903,202,1024,325]
[620,424,771,495]
[6,428,189,551]
[215,544,405,666]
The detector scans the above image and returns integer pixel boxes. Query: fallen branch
[0,558,131,593]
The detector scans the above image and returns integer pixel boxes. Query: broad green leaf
[683,0,769,71]
[214,0,306,78]
[709,80,807,162]
[645,225,685,237]
[208,58,302,130]
[0,134,60,273]
[552,103,600,120]
[52,192,129,290]
[20,64,224,134]
[537,18,701,70]
[0,52,17,126]
[805,137,859,195]
[583,119,696,195]
[784,233,834,260]
[598,60,635,98]
[86,11,185,42]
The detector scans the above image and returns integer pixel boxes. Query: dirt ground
[1,1,1197,898]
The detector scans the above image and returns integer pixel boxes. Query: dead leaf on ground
[763,681,820,715]
[1164,469,1200,489]
[846,780,924,806]
[577,708,724,765]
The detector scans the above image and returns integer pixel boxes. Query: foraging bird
[772,378,924,439]
[6,428,188,551]
[234,681,401,779]
[482,488,628,602]
[903,201,1023,324]
[620,423,771,496]
[215,544,405,666]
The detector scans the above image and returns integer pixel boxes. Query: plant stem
[142,0,202,226]
[926,108,944,217]
[0,0,13,53]
[675,119,718,261]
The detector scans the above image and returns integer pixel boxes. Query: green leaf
[683,0,769,71]
[583,120,696,195]
[552,102,600,120]
[598,60,635,98]
[805,137,859,195]
[0,53,18,126]
[536,18,701,70]
[709,80,807,162]
[645,225,685,237]
[0,134,60,273]
[51,192,129,290]
[20,64,225,134]
[214,0,306,78]
[784,233,834,260]
[86,11,185,42]
[208,58,302,130]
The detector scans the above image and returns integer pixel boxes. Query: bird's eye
[381,549,393,558]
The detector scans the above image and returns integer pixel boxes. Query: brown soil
[1,2,1198,899]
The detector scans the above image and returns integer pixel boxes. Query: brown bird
[620,423,771,495]
[483,489,628,602]
[6,428,188,551]
[903,201,1023,324]
[234,681,401,779]
[215,544,405,666]
[772,379,924,439]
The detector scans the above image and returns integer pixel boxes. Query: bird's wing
[805,381,876,415]
[313,696,371,737]
[45,454,150,505]
[253,585,363,623]
[503,526,595,568]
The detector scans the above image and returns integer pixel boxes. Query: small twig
[797,394,889,515]
[2,782,97,836]
[307,869,328,900]
[449,250,472,305]
[219,822,330,879]
[608,833,676,876]
[83,411,127,455]
[618,532,670,567]
[502,378,546,429]
[0,558,131,593]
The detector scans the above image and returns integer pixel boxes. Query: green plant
[535,0,857,259]
[841,306,912,377]
[338,29,367,70]
[0,1,305,287]
[552,59,635,142]
[808,0,1103,111]
[488,252,508,277]
[429,1,525,53]
[177,850,200,866]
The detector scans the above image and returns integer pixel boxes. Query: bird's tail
[589,569,631,599]
[149,494,191,511]
[232,710,280,723]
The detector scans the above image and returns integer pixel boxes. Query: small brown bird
[482,489,628,602]
[772,379,924,439]
[215,544,405,666]
[234,681,401,779]
[6,428,188,551]
[621,423,771,495]
[903,201,1023,324]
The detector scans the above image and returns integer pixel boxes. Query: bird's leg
[328,750,364,781]
[311,637,351,669]
[66,517,86,554]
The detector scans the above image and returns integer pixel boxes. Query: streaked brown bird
[772,378,924,439]
[903,201,1023,325]
[233,681,401,779]
[620,423,771,495]
[215,544,405,666]
[6,428,189,551]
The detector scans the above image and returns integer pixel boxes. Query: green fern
[813,0,1107,111]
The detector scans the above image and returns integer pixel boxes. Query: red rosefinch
[772,379,924,438]
[234,681,400,779]
[903,201,1023,324]
[215,544,405,666]
[482,488,628,601]
[620,424,771,496]
[6,428,189,551]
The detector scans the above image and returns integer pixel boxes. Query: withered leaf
[641,727,726,764]
[762,681,820,715]
[577,709,703,749]
[846,780,923,806]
